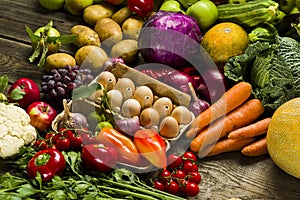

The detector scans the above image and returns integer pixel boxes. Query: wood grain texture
[0,1,300,200]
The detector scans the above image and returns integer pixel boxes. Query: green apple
[39,0,65,11]
[186,0,218,31]
[65,0,94,15]
[177,0,198,8]
[160,0,185,13]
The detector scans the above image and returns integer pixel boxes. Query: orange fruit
[201,22,249,64]
[267,97,300,179]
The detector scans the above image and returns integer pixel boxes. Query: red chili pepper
[27,148,66,182]
[127,0,154,18]
[96,127,140,165]
[81,144,118,173]
[134,129,167,169]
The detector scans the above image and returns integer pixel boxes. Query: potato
[94,18,123,48]
[122,16,144,40]
[83,4,116,26]
[110,39,139,63]
[70,25,101,48]
[112,6,133,25]
[75,45,109,73]
[44,53,76,72]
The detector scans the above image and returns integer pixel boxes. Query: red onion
[159,71,198,94]
[197,68,227,103]
[115,116,140,136]
[103,57,125,70]
[136,64,174,79]
[136,65,198,94]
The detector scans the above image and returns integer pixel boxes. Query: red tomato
[186,171,202,184]
[62,128,83,149]
[167,153,183,170]
[171,169,186,180]
[182,151,197,164]
[182,161,198,173]
[34,139,49,150]
[158,169,171,184]
[55,136,71,151]
[153,180,165,191]
[77,128,98,145]
[164,180,179,195]
[45,131,59,143]
[183,181,200,197]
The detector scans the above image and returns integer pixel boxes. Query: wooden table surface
[1,1,300,199]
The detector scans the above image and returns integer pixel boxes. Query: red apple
[7,78,40,108]
[26,101,57,132]
[102,0,125,5]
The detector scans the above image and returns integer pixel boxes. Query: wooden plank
[0,37,43,84]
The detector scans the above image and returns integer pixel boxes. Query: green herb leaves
[26,20,77,67]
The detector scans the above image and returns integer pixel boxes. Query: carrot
[227,117,271,139]
[202,137,256,157]
[241,137,268,157]
[190,98,265,153]
[186,82,252,139]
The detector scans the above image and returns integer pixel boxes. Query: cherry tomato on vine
[158,169,171,184]
[183,181,200,197]
[61,128,83,149]
[45,131,59,143]
[186,171,202,184]
[153,180,165,191]
[182,161,198,173]
[34,139,49,150]
[55,136,71,151]
[164,180,179,195]
[182,151,197,163]
[127,0,154,18]
[167,153,183,170]
[171,169,186,180]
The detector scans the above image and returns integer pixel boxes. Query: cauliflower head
[0,103,37,159]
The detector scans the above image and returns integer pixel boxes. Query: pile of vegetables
[1,0,300,198]
[0,147,185,199]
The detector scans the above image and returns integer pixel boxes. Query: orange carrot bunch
[186,81,270,158]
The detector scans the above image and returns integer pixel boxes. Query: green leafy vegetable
[0,148,185,200]
[224,36,300,113]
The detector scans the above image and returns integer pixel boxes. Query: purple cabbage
[138,11,202,68]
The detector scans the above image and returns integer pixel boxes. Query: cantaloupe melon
[267,97,300,179]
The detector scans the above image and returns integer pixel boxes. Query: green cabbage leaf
[224,36,300,113]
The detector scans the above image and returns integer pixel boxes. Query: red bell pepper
[134,129,167,169]
[96,127,140,165]
[127,0,154,18]
[27,148,66,182]
[81,144,118,173]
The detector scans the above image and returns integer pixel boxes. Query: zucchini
[217,0,281,29]
[248,22,278,43]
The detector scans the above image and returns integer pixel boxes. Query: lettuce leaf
[224,36,300,113]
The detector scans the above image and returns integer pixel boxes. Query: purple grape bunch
[41,65,94,111]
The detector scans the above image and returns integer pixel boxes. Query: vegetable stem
[98,185,158,200]
[98,178,185,200]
